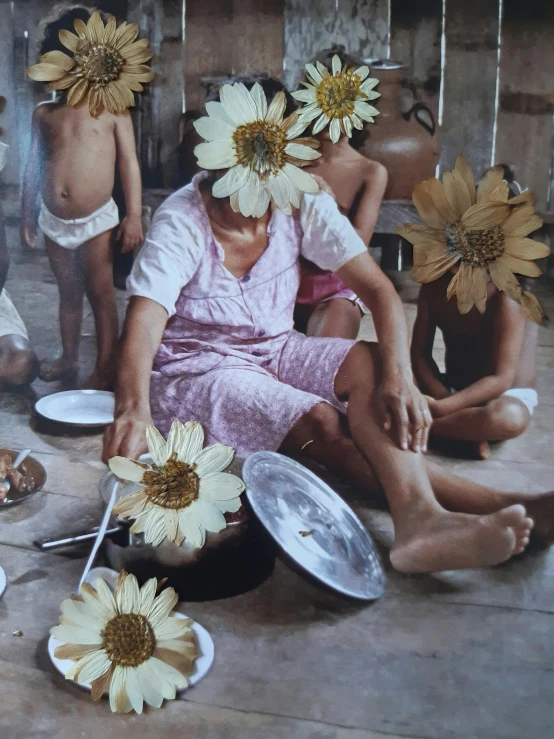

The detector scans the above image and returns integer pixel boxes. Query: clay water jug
[360,60,440,200]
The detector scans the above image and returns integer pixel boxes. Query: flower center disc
[142,456,200,509]
[102,613,155,667]
[446,223,505,265]
[233,121,287,176]
[77,43,123,85]
[315,72,360,119]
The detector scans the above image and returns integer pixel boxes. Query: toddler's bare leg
[81,229,118,390]
[306,298,361,340]
[40,237,84,381]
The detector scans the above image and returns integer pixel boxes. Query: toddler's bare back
[37,102,117,219]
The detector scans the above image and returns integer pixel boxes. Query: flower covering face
[399,155,549,323]
[193,82,322,218]
[292,55,380,143]
[27,11,155,117]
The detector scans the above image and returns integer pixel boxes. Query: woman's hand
[375,374,432,452]
[21,218,37,249]
[102,410,152,463]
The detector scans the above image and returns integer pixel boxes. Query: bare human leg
[0,335,39,386]
[306,297,362,340]
[282,342,533,573]
[81,229,118,390]
[40,236,85,381]
[431,395,530,444]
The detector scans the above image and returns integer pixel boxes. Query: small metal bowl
[0,448,47,507]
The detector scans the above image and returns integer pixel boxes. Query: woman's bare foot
[514,491,554,547]
[39,357,79,382]
[390,504,533,573]
[82,367,115,391]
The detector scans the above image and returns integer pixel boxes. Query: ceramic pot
[360,60,440,200]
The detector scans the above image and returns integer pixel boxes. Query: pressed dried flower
[27,11,154,117]
[51,571,198,713]
[109,420,244,548]
[399,155,549,322]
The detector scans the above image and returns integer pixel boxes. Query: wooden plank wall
[494,0,554,210]
[184,0,283,114]
[283,0,389,90]
[439,0,500,179]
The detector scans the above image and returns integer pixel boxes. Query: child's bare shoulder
[357,154,387,188]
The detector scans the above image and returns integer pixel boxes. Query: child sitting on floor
[21,7,152,388]
[404,159,549,459]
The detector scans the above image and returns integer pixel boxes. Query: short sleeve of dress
[299,191,367,272]
[127,197,203,317]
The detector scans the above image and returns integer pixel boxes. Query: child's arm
[20,106,44,249]
[432,293,526,418]
[410,287,451,400]
[351,161,388,245]
[114,111,144,253]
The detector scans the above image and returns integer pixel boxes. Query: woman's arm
[102,297,168,462]
[411,287,451,400]
[337,252,432,451]
[432,293,526,417]
[21,106,44,249]
[351,161,388,245]
[114,112,144,253]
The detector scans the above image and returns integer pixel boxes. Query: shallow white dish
[48,567,215,691]
[34,390,115,428]
[0,565,6,597]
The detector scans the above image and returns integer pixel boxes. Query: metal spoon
[1,449,32,494]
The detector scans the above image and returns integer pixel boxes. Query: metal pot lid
[370,59,406,70]
[243,451,386,601]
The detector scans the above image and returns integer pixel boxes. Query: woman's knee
[282,402,344,456]
[335,340,380,398]
[486,396,530,439]
[0,336,38,385]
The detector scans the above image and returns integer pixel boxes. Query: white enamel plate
[34,390,115,428]
[47,568,215,693]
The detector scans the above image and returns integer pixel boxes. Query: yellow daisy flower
[292,54,380,143]
[398,155,549,322]
[27,11,155,117]
[51,571,198,713]
[109,420,244,548]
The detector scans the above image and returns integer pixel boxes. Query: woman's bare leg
[40,237,84,381]
[81,229,118,390]
[306,298,361,339]
[283,342,533,572]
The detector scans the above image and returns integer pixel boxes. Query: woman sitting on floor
[103,76,554,573]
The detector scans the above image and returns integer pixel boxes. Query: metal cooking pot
[35,461,275,601]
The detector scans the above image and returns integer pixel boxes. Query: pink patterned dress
[127,173,367,460]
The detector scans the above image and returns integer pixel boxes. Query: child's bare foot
[390,504,532,573]
[429,434,490,461]
[82,367,115,391]
[39,358,79,382]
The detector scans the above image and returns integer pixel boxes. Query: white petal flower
[109,420,245,548]
[293,54,380,141]
[51,572,199,713]
[193,82,321,217]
